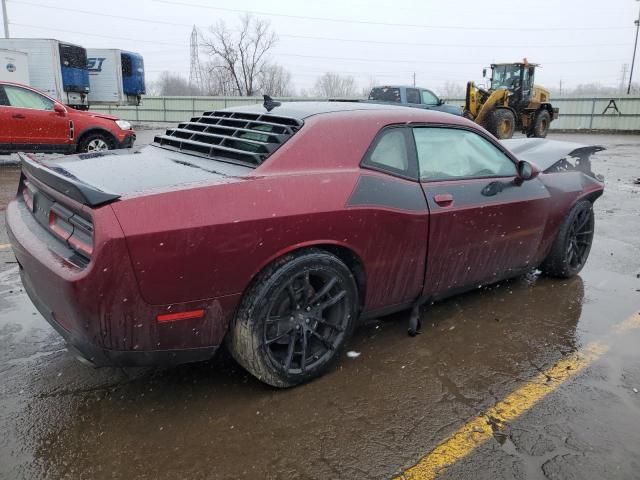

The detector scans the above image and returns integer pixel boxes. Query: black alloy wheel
[565,206,594,271]
[540,200,595,278]
[264,269,349,374]
[228,249,358,387]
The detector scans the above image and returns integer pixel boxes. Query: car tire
[227,249,359,388]
[539,200,594,278]
[77,133,113,153]
[488,109,515,139]
[532,110,551,138]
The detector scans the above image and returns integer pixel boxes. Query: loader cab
[490,62,537,107]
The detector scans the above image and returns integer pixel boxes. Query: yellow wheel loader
[464,60,559,139]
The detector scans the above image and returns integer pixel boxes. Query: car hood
[19,145,252,207]
[69,109,119,121]
[500,138,605,171]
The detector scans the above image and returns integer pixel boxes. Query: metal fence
[91,95,640,132]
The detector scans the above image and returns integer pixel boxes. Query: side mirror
[482,68,487,78]
[53,103,67,115]
[438,98,444,106]
[516,160,540,182]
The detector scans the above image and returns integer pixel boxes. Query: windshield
[491,64,522,90]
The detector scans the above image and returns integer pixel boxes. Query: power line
[10,22,187,46]
[8,1,633,50]
[152,0,634,31]
[13,21,627,67]
[279,33,632,50]
[10,0,193,27]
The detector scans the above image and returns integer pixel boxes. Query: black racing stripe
[347,175,427,212]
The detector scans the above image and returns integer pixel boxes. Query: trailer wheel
[488,109,515,139]
[532,110,551,138]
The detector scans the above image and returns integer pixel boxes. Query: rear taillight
[48,204,74,241]
[47,202,94,260]
[68,215,94,258]
[22,181,34,211]
[21,177,94,262]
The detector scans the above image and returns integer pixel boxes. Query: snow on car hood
[501,138,605,172]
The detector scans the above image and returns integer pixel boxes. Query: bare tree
[258,63,294,96]
[313,72,358,97]
[155,71,199,96]
[440,80,465,99]
[202,14,277,96]
[360,76,378,98]
[201,60,238,96]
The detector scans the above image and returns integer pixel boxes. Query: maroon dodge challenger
[7,101,604,387]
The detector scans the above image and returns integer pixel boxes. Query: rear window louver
[153,110,303,167]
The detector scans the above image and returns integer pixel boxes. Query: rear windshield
[59,44,87,69]
[369,87,401,102]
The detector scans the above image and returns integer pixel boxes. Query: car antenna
[263,94,281,112]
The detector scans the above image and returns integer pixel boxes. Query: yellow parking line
[0,243,11,251]
[613,311,640,333]
[395,311,640,480]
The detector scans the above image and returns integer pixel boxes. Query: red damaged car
[7,100,604,387]
[0,81,136,154]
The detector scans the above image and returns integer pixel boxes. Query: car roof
[223,101,432,121]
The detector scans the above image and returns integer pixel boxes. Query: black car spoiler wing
[19,153,121,207]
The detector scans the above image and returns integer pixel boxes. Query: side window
[413,127,517,181]
[363,128,411,177]
[421,90,439,105]
[4,86,55,110]
[406,88,420,104]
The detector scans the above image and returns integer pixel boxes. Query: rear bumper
[6,195,236,368]
[19,266,218,367]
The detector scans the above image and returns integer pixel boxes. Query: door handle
[433,193,454,207]
[12,114,26,119]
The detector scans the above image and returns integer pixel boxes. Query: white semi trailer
[0,38,90,109]
[0,49,30,84]
[87,49,146,106]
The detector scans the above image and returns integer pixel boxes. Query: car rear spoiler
[19,153,121,207]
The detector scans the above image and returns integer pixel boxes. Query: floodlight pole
[628,0,640,94]
[1,0,9,38]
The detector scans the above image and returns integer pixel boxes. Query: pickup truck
[368,85,462,116]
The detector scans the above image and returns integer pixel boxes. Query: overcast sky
[2,0,640,95]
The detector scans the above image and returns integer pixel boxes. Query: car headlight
[115,120,132,130]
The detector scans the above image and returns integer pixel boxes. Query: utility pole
[189,25,203,93]
[628,0,640,94]
[412,72,415,87]
[559,79,562,96]
[1,0,9,39]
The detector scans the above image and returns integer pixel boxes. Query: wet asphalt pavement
[0,132,639,479]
